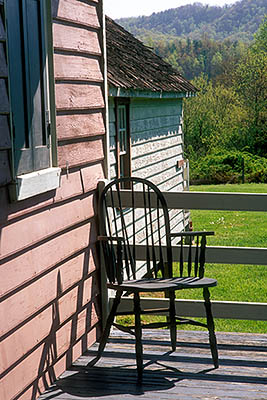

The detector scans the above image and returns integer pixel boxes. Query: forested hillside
[114,2,267,184]
[116,8,267,184]
[151,37,247,81]
[116,0,267,42]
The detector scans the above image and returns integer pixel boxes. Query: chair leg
[169,291,177,351]
[203,287,219,369]
[86,290,122,368]
[134,292,143,382]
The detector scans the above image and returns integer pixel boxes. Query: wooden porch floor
[38,329,267,400]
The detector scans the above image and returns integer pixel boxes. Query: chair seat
[107,276,217,292]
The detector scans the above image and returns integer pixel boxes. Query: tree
[183,75,246,159]
[253,15,267,52]
[234,17,267,156]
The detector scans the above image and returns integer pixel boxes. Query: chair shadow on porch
[41,347,210,398]
[39,329,267,399]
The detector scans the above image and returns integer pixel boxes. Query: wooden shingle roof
[106,16,197,94]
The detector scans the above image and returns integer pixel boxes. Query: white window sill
[9,167,61,202]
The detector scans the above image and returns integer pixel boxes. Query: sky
[104,0,238,19]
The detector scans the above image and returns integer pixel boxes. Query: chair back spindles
[143,185,151,276]
[116,241,123,284]
[188,236,192,277]
[99,178,213,284]
[99,177,172,284]
[148,188,157,274]
[171,231,213,278]
[110,187,118,236]
[199,235,207,279]
[194,235,199,277]
[157,198,164,278]
[179,237,184,277]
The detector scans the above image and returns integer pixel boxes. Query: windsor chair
[87,177,218,380]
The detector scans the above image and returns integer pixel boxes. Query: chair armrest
[168,231,214,238]
[98,235,125,242]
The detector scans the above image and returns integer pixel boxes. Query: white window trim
[9,167,61,202]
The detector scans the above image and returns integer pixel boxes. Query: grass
[176,183,267,333]
[190,183,267,193]
[118,183,267,334]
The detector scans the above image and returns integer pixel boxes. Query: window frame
[115,98,131,188]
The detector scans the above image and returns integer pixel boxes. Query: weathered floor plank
[38,329,267,400]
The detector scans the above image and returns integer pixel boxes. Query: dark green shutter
[6,0,50,175]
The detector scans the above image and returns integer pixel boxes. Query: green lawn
[178,183,267,333]
[118,184,267,334]
[190,183,267,193]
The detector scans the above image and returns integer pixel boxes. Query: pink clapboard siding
[52,0,100,29]
[0,1,106,399]
[53,24,101,55]
[54,53,103,82]
[55,82,105,111]
[1,306,99,400]
[58,138,105,168]
[0,219,98,297]
[56,111,105,140]
[13,327,98,400]
[0,193,95,259]
[0,163,104,224]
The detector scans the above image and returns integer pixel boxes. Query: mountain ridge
[115,0,267,42]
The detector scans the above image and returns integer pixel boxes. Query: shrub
[190,151,267,184]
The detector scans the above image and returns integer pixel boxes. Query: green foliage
[117,0,267,43]
[253,14,267,52]
[189,151,267,184]
[184,76,246,156]
[147,36,247,82]
[182,18,267,179]
[232,17,267,157]
[119,7,267,184]
[117,2,266,86]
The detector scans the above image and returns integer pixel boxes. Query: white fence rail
[115,297,267,321]
[109,190,267,211]
[108,189,267,322]
[132,244,267,266]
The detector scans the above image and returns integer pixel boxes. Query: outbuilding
[106,17,197,231]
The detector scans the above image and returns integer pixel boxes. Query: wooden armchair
[87,177,218,380]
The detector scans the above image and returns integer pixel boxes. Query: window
[115,99,131,187]
[5,0,60,200]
